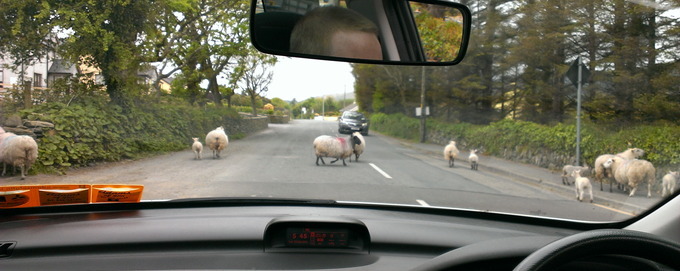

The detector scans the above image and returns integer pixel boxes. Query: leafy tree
[235,48,277,115]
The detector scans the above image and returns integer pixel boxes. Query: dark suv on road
[338,111,369,135]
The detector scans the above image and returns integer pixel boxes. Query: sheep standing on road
[594,148,645,191]
[350,132,365,162]
[313,134,360,166]
[561,165,590,185]
[192,137,203,160]
[469,149,479,170]
[205,126,228,159]
[610,157,656,197]
[661,171,679,197]
[572,169,593,203]
[0,128,39,180]
[443,141,459,168]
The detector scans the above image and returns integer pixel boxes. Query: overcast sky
[265,57,355,102]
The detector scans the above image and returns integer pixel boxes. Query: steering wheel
[513,229,680,271]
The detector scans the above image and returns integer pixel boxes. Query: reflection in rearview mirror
[250,0,471,65]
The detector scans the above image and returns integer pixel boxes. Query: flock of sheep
[191,126,229,160]
[0,127,39,180]
[561,148,679,202]
[443,141,479,171]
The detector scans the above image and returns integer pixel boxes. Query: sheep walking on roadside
[192,138,203,160]
[469,149,479,170]
[0,132,39,180]
[572,169,593,203]
[313,134,359,166]
[611,157,656,197]
[661,171,679,197]
[349,132,365,162]
[561,165,590,185]
[443,141,459,168]
[205,126,228,159]
[594,148,644,192]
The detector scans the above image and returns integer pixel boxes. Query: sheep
[205,126,228,159]
[0,134,39,180]
[572,169,593,203]
[661,171,679,197]
[469,149,479,170]
[611,157,656,197]
[313,134,360,166]
[561,165,591,185]
[443,141,459,168]
[594,148,645,192]
[349,132,365,162]
[192,137,203,160]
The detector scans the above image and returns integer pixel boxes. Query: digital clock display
[286,228,349,247]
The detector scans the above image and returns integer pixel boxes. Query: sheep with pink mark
[0,127,39,180]
[313,134,361,166]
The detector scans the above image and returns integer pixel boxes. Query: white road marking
[369,163,393,179]
[416,199,430,207]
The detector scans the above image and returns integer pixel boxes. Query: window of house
[34,73,43,88]
[0,69,4,88]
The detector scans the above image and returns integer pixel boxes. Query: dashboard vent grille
[0,242,17,258]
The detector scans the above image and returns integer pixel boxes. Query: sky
[265,57,355,102]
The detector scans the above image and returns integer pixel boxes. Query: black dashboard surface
[0,204,586,270]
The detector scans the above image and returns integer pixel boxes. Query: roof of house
[48,59,77,74]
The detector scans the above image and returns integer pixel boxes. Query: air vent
[0,242,17,258]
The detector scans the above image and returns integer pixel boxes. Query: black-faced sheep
[443,141,459,168]
[0,129,39,180]
[561,165,591,185]
[350,132,365,162]
[469,149,479,170]
[313,134,360,166]
[572,169,593,203]
[594,148,645,192]
[192,137,203,160]
[205,126,228,159]
[610,157,656,197]
[661,171,679,197]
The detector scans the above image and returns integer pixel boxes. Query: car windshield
[0,0,678,223]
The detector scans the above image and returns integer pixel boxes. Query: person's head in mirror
[290,6,383,60]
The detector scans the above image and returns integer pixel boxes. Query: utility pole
[420,66,426,143]
[576,56,583,166]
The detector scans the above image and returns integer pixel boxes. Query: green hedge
[371,113,680,168]
[22,99,240,173]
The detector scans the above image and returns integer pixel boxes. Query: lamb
[661,171,679,197]
[561,165,591,185]
[313,134,360,166]
[443,141,459,168]
[611,157,656,197]
[594,148,645,192]
[205,126,228,159]
[192,137,203,160]
[469,149,479,170]
[572,169,593,203]
[0,133,39,180]
[349,132,365,162]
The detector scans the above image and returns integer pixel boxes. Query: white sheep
[561,165,590,185]
[205,126,228,159]
[469,149,479,170]
[611,157,656,197]
[349,132,365,162]
[661,171,679,197]
[313,134,359,166]
[192,137,203,160]
[443,141,459,168]
[572,169,593,203]
[0,133,39,180]
[594,148,644,191]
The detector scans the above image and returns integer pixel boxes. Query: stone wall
[224,114,269,136]
[268,115,290,124]
[0,114,54,139]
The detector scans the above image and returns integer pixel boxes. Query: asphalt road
[6,120,643,221]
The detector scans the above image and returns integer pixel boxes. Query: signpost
[566,56,590,166]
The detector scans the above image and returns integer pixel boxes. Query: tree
[235,48,277,116]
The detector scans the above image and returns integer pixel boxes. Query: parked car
[338,111,369,135]
[1,0,679,270]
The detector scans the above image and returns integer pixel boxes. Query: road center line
[369,163,393,179]
[592,203,635,217]
[416,199,430,207]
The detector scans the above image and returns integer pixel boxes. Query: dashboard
[0,202,676,270]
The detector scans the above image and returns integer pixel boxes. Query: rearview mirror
[250,0,471,65]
